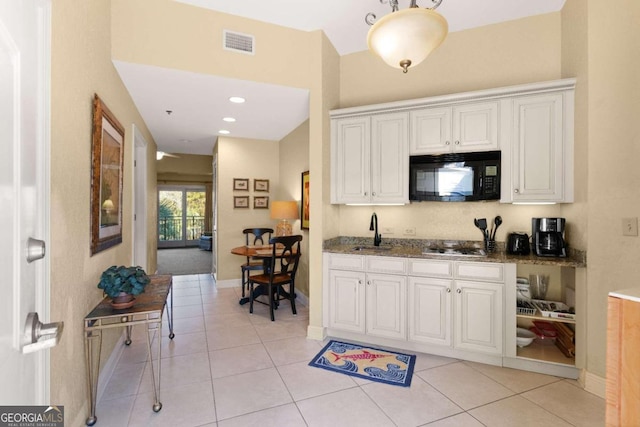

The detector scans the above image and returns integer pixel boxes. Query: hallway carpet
[157,247,212,275]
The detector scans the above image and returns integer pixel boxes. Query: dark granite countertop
[323,237,586,268]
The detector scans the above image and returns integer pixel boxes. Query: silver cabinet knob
[445,141,450,145]
[455,140,460,145]
[456,288,462,294]
[514,189,520,194]
[446,288,451,293]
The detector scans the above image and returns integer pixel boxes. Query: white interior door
[0,0,58,405]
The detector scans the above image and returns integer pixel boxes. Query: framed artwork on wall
[254,196,269,209]
[90,94,125,255]
[254,179,269,192]
[234,196,249,208]
[233,178,249,191]
[301,171,309,230]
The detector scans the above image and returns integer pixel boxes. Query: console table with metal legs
[84,275,174,426]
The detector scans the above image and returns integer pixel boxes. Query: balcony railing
[158,215,205,241]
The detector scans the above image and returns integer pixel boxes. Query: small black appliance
[507,232,530,255]
[532,218,567,257]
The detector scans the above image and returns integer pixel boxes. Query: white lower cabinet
[366,273,407,340]
[328,269,365,333]
[325,253,505,360]
[453,280,503,355]
[408,276,452,346]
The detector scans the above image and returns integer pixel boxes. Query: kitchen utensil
[516,327,536,347]
[491,216,502,239]
[507,232,530,255]
[529,274,549,299]
[476,218,488,238]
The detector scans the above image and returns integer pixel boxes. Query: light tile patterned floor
[95,274,605,427]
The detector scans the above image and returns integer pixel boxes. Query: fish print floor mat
[309,340,416,387]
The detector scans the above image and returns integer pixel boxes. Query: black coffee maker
[532,218,567,257]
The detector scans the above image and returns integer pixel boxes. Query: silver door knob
[27,237,46,263]
[22,312,64,354]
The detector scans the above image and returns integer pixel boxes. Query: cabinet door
[332,117,371,204]
[366,273,407,340]
[328,270,366,333]
[454,280,503,354]
[511,94,565,202]
[453,101,499,152]
[371,112,409,203]
[408,276,452,346]
[410,107,452,154]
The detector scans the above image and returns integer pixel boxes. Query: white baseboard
[307,325,326,341]
[581,369,606,399]
[96,331,127,403]
[215,278,240,289]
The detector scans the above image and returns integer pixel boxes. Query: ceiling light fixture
[366,0,448,73]
[223,117,236,122]
[229,96,245,104]
[219,130,231,135]
[156,151,165,160]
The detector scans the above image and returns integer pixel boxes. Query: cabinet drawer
[328,254,365,271]
[455,262,504,282]
[407,259,453,278]
[366,256,407,275]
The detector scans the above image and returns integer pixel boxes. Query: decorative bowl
[516,327,536,347]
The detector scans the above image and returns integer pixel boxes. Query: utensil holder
[485,239,496,253]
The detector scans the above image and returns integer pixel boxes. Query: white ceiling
[117,0,565,157]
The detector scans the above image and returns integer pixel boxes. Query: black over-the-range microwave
[409,150,501,202]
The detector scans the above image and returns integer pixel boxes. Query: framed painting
[233,178,249,191]
[234,196,249,208]
[254,179,269,192]
[90,94,125,255]
[301,171,309,230]
[254,196,269,209]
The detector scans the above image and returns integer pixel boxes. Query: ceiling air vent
[223,30,255,55]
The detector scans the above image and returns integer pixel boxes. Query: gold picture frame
[90,94,125,255]
[301,171,309,230]
[233,178,249,191]
[234,196,249,208]
[254,196,269,209]
[254,179,269,192]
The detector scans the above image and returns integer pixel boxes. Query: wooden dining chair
[248,235,302,321]
[241,228,274,297]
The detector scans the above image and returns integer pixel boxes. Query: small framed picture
[254,179,269,192]
[254,196,269,209]
[233,178,249,191]
[234,196,249,208]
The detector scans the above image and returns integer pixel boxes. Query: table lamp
[270,200,299,237]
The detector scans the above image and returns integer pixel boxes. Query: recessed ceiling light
[229,96,245,104]
[179,139,191,143]
[219,130,231,135]
[223,117,236,123]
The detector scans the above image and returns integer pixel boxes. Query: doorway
[158,186,206,248]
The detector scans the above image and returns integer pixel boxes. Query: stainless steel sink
[351,245,393,251]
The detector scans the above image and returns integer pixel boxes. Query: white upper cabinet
[331,112,408,204]
[501,89,575,203]
[410,101,499,155]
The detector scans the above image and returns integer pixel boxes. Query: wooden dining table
[230,244,297,304]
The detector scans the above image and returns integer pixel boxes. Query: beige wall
[278,121,310,296]
[50,1,157,423]
[215,137,280,281]
[580,0,640,379]
[157,153,213,184]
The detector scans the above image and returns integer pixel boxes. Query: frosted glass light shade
[367,7,448,72]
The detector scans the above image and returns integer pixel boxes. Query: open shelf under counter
[516,341,575,366]
[516,313,576,325]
